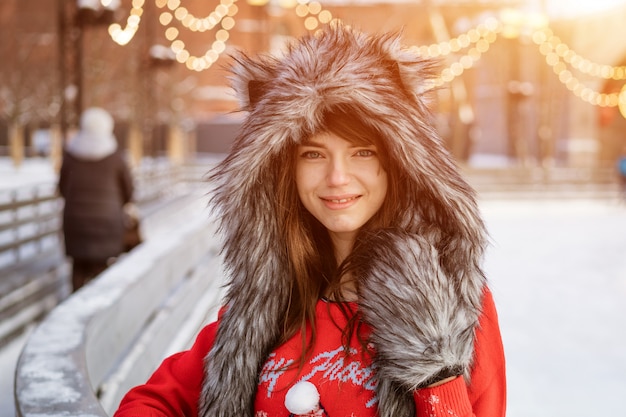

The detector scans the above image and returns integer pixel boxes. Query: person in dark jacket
[58,107,134,292]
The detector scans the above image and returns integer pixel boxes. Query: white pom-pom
[284,381,320,415]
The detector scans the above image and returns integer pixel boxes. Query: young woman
[114,24,506,417]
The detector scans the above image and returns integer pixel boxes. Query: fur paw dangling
[285,381,329,417]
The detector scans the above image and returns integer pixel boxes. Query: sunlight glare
[544,0,626,18]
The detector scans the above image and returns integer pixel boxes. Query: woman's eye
[355,149,375,157]
[301,150,322,159]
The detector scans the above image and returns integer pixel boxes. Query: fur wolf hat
[203,23,487,417]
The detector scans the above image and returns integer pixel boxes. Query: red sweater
[114,290,505,417]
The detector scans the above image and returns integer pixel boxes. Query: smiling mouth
[325,197,358,203]
[320,195,361,206]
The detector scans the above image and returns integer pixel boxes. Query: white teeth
[330,197,353,203]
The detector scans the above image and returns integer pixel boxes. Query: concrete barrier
[14,196,225,416]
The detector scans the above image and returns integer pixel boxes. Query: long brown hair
[275,104,407,362]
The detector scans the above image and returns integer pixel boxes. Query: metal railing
[14,192,224,417]
[0,183,63,271]
[0,183,70,346]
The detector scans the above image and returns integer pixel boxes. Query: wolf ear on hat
[390,49,440,100]
[229,52,277,111]
[247,80,269,108]
[382,59,415,100]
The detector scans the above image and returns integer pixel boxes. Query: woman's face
[295,131,388,249]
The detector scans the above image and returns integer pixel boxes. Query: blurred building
[0,0,625,168]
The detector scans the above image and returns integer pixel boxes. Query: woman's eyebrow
[300,140,376,149]
[300,141,326,147]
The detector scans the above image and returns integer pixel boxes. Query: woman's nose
[327,158,350,186]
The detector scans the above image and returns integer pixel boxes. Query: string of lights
[105,0,625,110]
[533,28,626,81]
[156,0,237,32]
[413,18,502,87]
[155,0,237,71]
[532,27,624,107]
[293,0,334,31]
[108,0,145,46]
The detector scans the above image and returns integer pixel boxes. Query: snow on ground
[481,199,626,417]
[0,157,57,189]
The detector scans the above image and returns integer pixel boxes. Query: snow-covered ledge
[14,200,225,417]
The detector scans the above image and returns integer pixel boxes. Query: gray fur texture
[201,23,487,417]
[356,230,485,417]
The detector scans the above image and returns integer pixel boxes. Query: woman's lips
[320,195,360,209]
